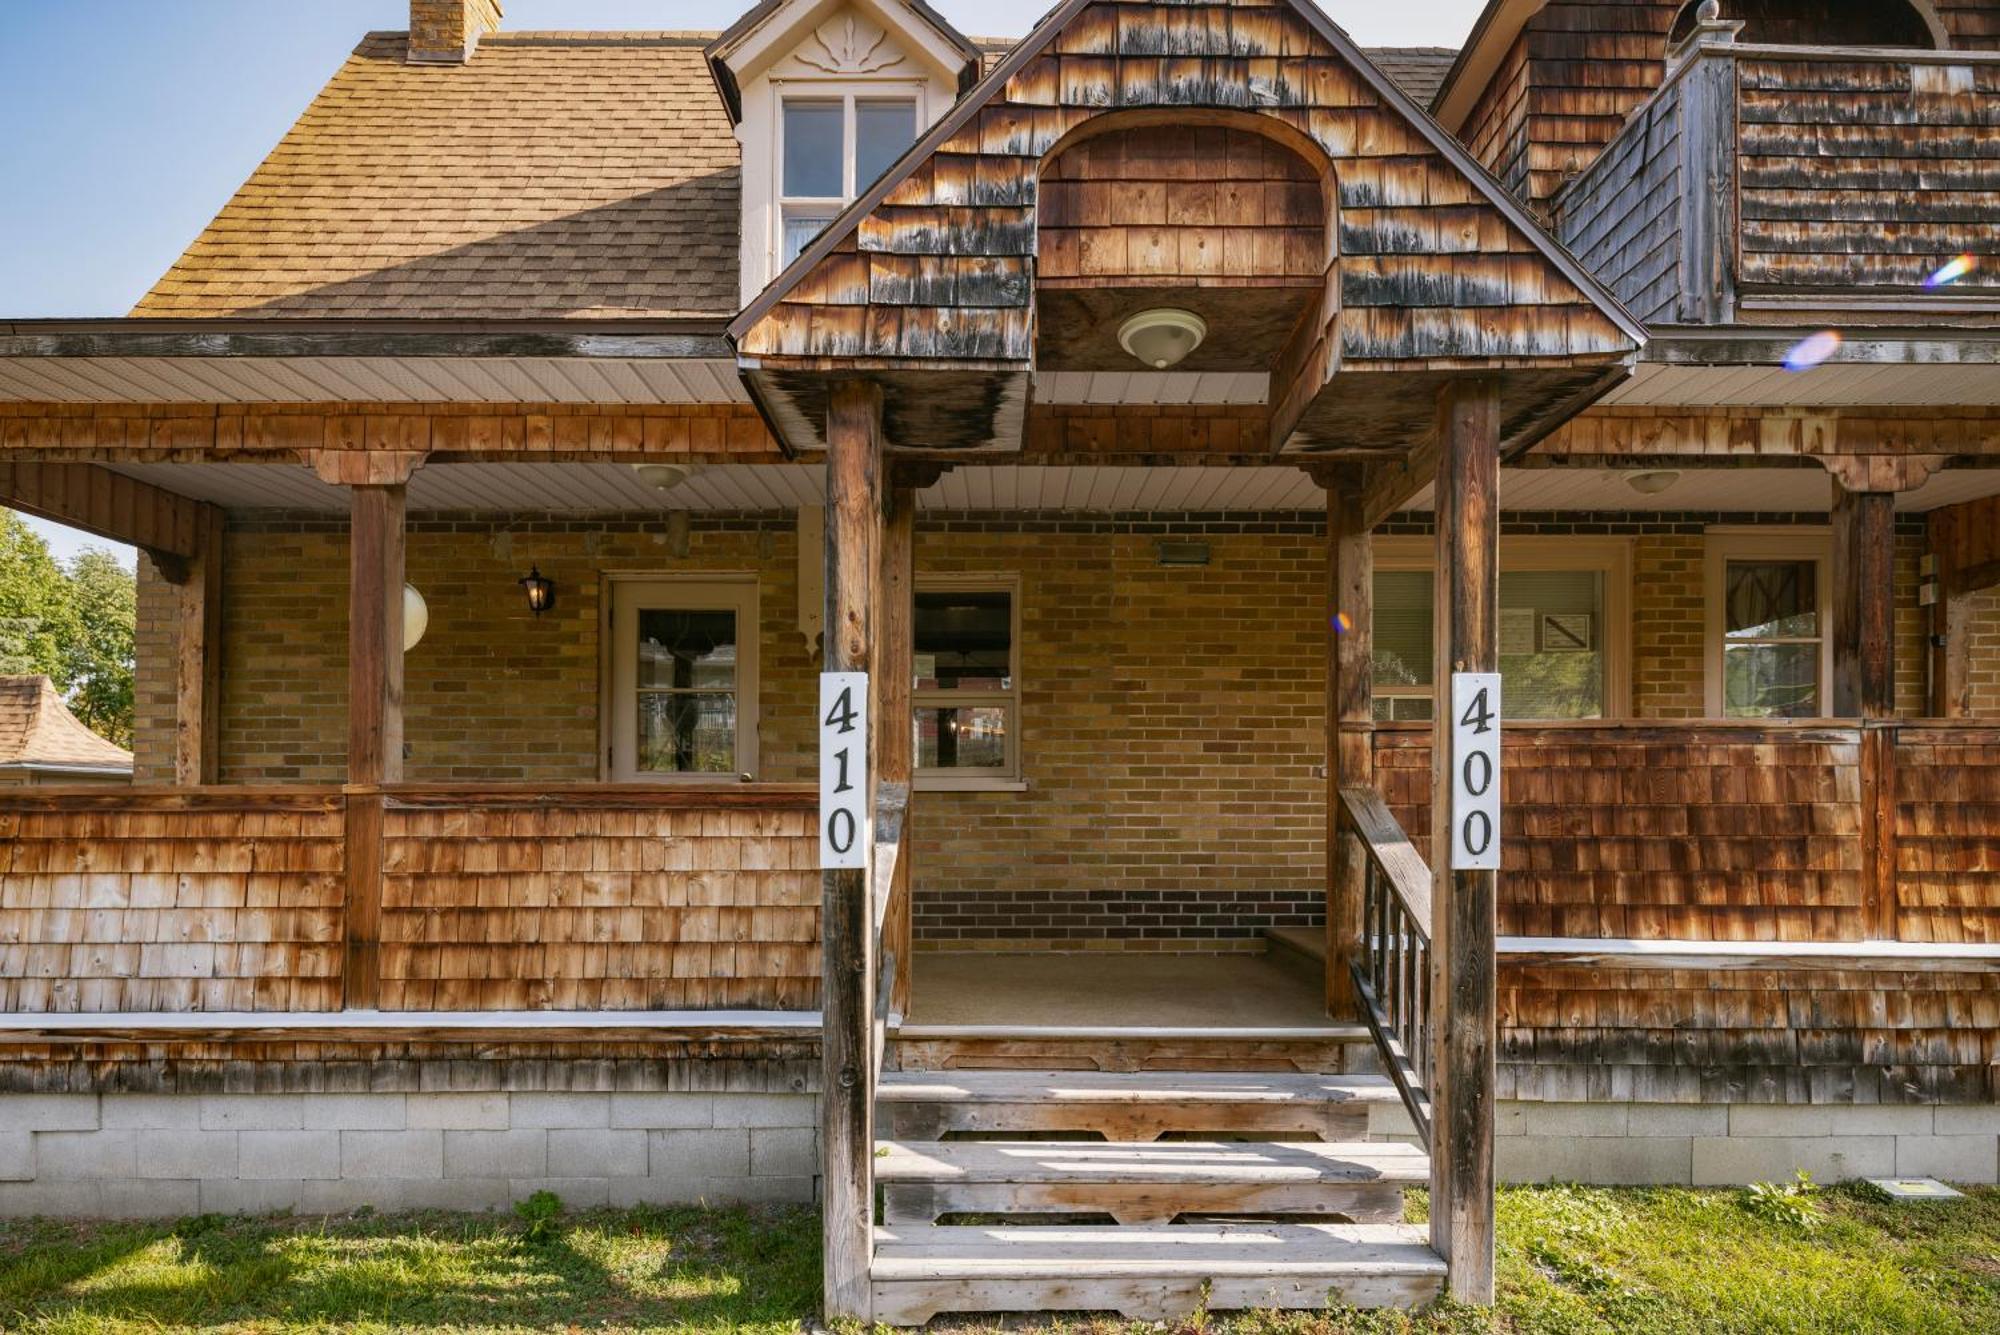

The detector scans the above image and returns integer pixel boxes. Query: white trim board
[1500,938,2000,970]
[0,1010,823,1041]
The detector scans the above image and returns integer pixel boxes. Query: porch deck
[905,951,1328,1030]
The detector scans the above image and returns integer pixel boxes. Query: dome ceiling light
[1625,470,1682,497]
[1117,308,1207,370]
[633,462,697,493]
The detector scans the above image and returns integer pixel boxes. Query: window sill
[914,776,1030,793]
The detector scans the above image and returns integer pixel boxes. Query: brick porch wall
[129,509,1989,947]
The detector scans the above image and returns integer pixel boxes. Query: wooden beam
[1364,435,1439,530]
[1831,485,1897,720]
[1324,469,1372,1019]
[822,379,883,1324]
[878,483,917,1020]
[171,507,225,786]
[1428,378,1499,1305]
[343,483,406,1012]
[1535,407,2000,465]
[0,460,206,571]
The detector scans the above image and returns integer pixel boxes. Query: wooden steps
[870,1221,1445,1323]
[878,1069,1399,1140]
[870,1067,1437,1324]
[889,1022,1371,1074]
[877,1138,1426,1225]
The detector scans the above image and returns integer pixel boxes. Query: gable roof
[131,24,1467,323]
[705,0,985,122]
[731,0,1647,358]
[0,677,132,774]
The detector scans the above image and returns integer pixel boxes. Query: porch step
[869,1221,1445,1324]
[876,1137,1426,1225]
[877,1068,1398,1140]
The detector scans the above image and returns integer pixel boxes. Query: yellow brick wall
[1631,533,1707,718]
[1974,587,2000,715]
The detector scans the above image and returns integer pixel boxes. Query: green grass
[1,1184,1997,1333]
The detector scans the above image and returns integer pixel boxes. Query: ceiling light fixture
[1118,308,1207,370]
[1626,470,1682,497]
[632,462,696,492]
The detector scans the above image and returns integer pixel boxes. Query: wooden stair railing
[869,782,911,1150]
[1340,786,1434,1148]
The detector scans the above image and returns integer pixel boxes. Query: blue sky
[0,0,1485,564]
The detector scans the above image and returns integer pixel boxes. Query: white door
[608,579,759,781]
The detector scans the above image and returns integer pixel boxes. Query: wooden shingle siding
[1377,723,1866,941]
[1735,55,2000,291]
[739,0,1633,385]
[1500,962,2000,1104]
[378,790,821,1011]
[1895,725,2000,944]
[1552,78,1684,322]
[0,792,346,1013]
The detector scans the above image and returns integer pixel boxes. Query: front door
[607,578,759,781]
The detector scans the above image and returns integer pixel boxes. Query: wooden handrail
[1340,786,1432,941]
[872,781,910,940]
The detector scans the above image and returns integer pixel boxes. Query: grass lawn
[1,1182,1997,1333]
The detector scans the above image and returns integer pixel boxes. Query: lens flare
[1783,330,1842,373]
[1332,611,1354,635]
[1926,254,1979,289]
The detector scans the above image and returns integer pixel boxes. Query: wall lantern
[1118,308,1207,369]
[403,585,429,652]
[519,567,556,616]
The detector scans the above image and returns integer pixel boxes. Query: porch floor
[906,950,1327,1028]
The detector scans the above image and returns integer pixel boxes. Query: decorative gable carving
[787,14,909,76]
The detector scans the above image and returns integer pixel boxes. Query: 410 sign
[819,672,869,870]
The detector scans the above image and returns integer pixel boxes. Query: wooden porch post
[343,482,407,1011]
[171,506,226,786]
[822,380,884,1323]
[879,476,917,1018]
[1324,470,1372,1018]
[1429,379,1499,1304]
[1929,502,1972,719]
[1831,483,1897,720]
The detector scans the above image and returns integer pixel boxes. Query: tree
[0,511,76,680]
[0,510,137,746]
[63,548,137,747]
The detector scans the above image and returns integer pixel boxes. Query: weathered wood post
[342,477,407,1011]
[171,506,226,788]
[822,380,884,1322]
[878,473,917,1018]
[1321,467,1373,1018]
[1832,483,1897,721]
[1429,379,1500,1303]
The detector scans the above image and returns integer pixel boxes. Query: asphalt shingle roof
[133,31,1462,320]
[0,677,133,773]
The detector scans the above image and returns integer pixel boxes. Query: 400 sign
[819,672,869,870]
[1449,673,1502,872]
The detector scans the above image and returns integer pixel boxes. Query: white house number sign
[819,672,869,870]
[1449,673,1502,872]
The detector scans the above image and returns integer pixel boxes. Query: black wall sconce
[519,566,556,615]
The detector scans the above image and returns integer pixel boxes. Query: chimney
[408,0,502,64]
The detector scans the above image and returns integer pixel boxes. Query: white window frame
[913,572,1025,792]
[774,83,925,270]
[1371,536,1635,720]
[601,574,761,782]
[1704,527,1834,720]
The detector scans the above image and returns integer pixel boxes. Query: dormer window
[780,95,917,266]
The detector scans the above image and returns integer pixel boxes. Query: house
[0,0,1996,1320]
[0,676,131,785]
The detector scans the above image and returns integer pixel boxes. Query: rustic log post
[1429,379,1500,1305]
[170,505,226,787]
[1831,484,1897,720]
[822,380,884,1323]
[1322,469,1373,1018]
[879,479,917,1019]
[343,482,407,1011]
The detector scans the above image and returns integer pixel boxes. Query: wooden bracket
[305,450,430,488]
[888,460,954,492]
[1818,454,1949,495]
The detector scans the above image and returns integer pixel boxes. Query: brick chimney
[407,0,502,64]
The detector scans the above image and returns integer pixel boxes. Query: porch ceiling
[1603,361,2000,409]
[103,459,2000,517]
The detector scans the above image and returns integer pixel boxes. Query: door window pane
[855,99,916,188]
[782,100,844,198]
[915,590,1012,691]
[635,609,738,773]
[1371,566,1607,720]
[638,692,738,774]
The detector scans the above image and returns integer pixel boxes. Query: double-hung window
[779,94,918,267]
[1705,531,1831,718]
[606,577,760,780]
[913,577,1020,788]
